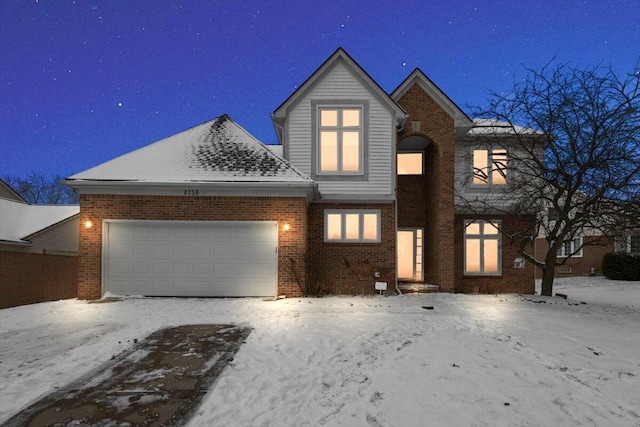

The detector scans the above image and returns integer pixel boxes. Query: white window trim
[557,236,583,258]
[397,151,424,175]
[317,105,364,176]
[471,148,508,187]
[616,235,640,253]
[463,219,502,276]
[324,209,381,243]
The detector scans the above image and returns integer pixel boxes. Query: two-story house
[66,48,536,299]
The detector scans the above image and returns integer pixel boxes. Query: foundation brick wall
[535,236,614,278]
[307,202,396,295]
[0,251,78,309]
[397,84,456,291]
[454,214,536,294]
[78,194,308,299]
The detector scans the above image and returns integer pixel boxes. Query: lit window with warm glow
[464,220,501,275]
[397,152,423,175]
[318,107,362,174]
[472,149,507,186]
[324,210,380,243]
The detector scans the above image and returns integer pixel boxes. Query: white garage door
[103,221,277,297]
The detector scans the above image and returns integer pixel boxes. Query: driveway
[3,324,251,426]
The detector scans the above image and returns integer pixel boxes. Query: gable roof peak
[271,47,407,142]
[392,68,472,129]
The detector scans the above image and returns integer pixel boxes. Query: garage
[103,220,278,297]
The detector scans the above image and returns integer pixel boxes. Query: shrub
[602,252,640,281]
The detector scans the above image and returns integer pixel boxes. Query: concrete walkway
[4,324,251,427]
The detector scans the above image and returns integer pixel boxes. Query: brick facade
[307,202,396,295]
[0,251,78,309]
[454,214,535,294]
[78,194,308,299]
[396,84,456,292]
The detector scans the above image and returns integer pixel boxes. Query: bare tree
[3,172,79,204]
[460,61,640,296]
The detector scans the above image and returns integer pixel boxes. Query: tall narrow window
[318,107,362,174]
[472,149,507,186]
[464,220,501,275]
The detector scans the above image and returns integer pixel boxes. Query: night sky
[1,0,638,179]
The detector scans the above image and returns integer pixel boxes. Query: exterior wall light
[283,223,291,231]
[84,219,94,229]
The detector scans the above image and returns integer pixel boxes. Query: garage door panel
[132,280,152,294]
[174,227,191,239]
[173,263,189,275]
[254,244,273,258]
[255,263,273,275]
[214,244,230,257]
[193,263,212,275]
[234,227,253,239]
[234,244,253,257]
[133,226,151,238]
[173,281,191,294]
[234,263,254,275]
[193,243,211,257]
[108,261,130,275]
[193,227,212,240]
[214,227,233,239]
[133,242,152,256]
[133,262,151,274]
[104,221,277,297]
[152,262,170,274]
[214,263,233,274]
[153,227,171,239]
[154,244,171,256]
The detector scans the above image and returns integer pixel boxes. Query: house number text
[184,189,199,196]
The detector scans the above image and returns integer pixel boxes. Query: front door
[397,228,423,281]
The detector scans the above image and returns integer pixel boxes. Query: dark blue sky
[1,0,638,178]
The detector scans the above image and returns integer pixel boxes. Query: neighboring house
[0,182,79,308]
[66,48,537,299]
[534,233,639,278]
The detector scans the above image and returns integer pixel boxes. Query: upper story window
[557,236,583,258]
[472,149,507,186]
[464,219,501,275]
[318,107,363,174]
[397,152,424,175]
[325,210,380,243]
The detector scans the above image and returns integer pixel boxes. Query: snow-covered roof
[0,198,79,243]
[467,119,542,136]
[263,144,283,158]
[67,115,312,184]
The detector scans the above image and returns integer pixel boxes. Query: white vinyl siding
[286,61,394,199]
[28,216,79,254]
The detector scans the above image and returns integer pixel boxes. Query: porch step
[398,283,440,293]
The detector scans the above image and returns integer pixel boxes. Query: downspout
[394,115,403,295]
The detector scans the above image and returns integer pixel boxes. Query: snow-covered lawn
[1,277,639,426]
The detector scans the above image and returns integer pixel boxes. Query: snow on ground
[1,277,639,426]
